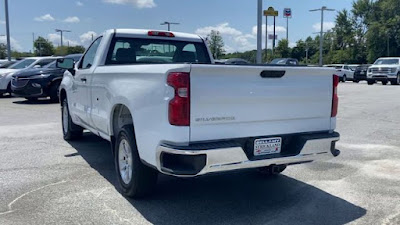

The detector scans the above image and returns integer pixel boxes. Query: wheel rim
[397,75,400,84]
[118,139,133,184]
[62,103,69,134]
[343,76,346,82]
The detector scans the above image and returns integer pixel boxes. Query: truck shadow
[67,133,366,225]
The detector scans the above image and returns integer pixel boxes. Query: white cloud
[103,0,156,8]
[251,24,287,37]
[34,14,55,22]
[48,33,80,47]
[80,31,97,45]
[0,36,23,51]
[76,1,83,6]
[313,22,335,32]
[63,16,80,23]
[195,23,243,37]
[195,23,288,53]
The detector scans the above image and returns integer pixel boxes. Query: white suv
[367,57,400,85]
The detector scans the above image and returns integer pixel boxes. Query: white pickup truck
[57,29,340,198]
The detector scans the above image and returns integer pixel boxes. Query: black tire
[25,97,38,102]
[61,98,83,140]
[49,82,61,102]
[257,165,287,176]
[367,80,375,85]
[391,74,400,85]
[342,75,347,82]
[382,81,388,85]
[353,80,359,83]
[115,125,158,198]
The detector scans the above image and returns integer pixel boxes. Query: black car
[269,58,299,65]
[353,64,371,82]
[11,54,82,102]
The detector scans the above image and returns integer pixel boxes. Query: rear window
[105,37,211,65]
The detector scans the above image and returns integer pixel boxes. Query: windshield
[105,38,211,65]
[270,59,287,64]
[44,61,57,68]
[374,59,399,65]
[9,59,36,69]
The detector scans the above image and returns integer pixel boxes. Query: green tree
[0,43,7,59]
[207,30,225,59]
[54,45,85,56]
[34,37,54,56]
[275,39,291,58]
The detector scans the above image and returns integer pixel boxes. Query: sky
[0,0,354,53]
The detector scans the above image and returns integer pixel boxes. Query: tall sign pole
[264,7,278,59]
[256,0,263,64]
[283,8,292,42]
[4,0,11,61]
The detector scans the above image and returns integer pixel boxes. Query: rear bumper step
[156,132,340,177]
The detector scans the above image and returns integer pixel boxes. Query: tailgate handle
[260,70,286,78]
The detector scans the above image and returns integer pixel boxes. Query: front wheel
[342,75,347,82]
[49,82,61,102]
[382,81,388,85]
[391,74,400,85]
[62,98,83,140]
[367,80,375,85]
[115,125,158,198]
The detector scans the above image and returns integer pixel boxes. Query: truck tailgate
[189,65,334,142]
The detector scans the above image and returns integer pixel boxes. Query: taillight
[148,31,175,37]
[167,72,190,126]
[332,75,339,117]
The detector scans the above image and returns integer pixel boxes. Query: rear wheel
[257,165,287,176]
[367,80,375,85]
[115,125,158,198]
[382,81,388,85]
[62,98,83,140]
[342,75,347,82]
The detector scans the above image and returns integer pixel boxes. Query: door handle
[80,78,87,83]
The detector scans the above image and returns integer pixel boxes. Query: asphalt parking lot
[0,82,399,225]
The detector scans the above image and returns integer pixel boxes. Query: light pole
[55,29,71,48]
[160,21,180,31]
[256,0,262,64]
[310,6,335,66]
[4,0,11,61]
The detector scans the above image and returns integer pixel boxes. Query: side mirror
[56,58,75,75]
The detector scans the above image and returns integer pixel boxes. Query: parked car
[58,29,340,198]
[11,54,82,102]
[353,64,371,82]
[324,64,355,82]
[269,58,299,65]
[367,57,400,85]
[0,61,17,68]
[215,58,250,65]
[0,57,59,96]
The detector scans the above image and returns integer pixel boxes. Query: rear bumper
[156,132,340,177]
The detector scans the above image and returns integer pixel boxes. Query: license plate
[360,72,365,75]
[254,137,282,156]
